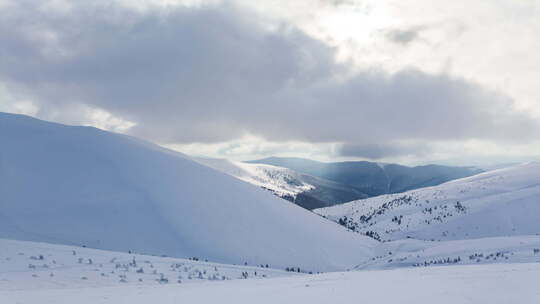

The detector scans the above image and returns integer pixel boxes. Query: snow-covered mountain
[315,163,540,242]
[192,157,482,210]
[2,114,539,303]
[250,157,483,197]
[193,157,368,209]
[0,112,376,271]
[192,158,315,201]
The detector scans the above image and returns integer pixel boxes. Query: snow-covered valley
[1,0,538,302]
[192,157,481,210]
[2,113,540,303]
[2,238,539,303]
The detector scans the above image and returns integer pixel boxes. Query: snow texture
[316,163,540,242]
[1,238,538,304]
[2,113,540,303]
[0,112,375,272]
[193,157,314,199]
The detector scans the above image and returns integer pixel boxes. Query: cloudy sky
[1,0,539,165]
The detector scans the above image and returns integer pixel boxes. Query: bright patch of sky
[1,0,539,165]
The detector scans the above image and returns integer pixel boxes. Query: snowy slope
[193,158,315,199]
[361,235,540,269]
[2,238,539,304]
[0,112,376,271]
[193,157,368,209]
[0,238,297,291]
[315,163,540,242]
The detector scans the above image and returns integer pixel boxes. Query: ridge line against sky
[0,0,539,165]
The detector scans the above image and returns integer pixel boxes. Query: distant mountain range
[241,157,483,208]
[193,158,369,210]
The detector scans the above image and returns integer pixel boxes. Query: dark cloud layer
[383,25,433,45]
[0,0,537,157]
[338,142,431,159]
[385,29,419,44]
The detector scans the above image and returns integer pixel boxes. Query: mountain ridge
[193,157,369,209]
[315,162,540,242]
[0,112,376,271]
[248,156,482,198]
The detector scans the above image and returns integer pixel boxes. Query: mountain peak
[0,114,375,271]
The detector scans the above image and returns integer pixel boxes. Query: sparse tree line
[412,256,462,267]
[19,247,293,284]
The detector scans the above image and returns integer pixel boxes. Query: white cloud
[0,0,539,165]
[0,84,39,116]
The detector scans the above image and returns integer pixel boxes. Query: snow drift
[0,112,375,271]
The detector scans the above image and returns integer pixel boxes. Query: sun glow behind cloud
[1,0,539,165]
